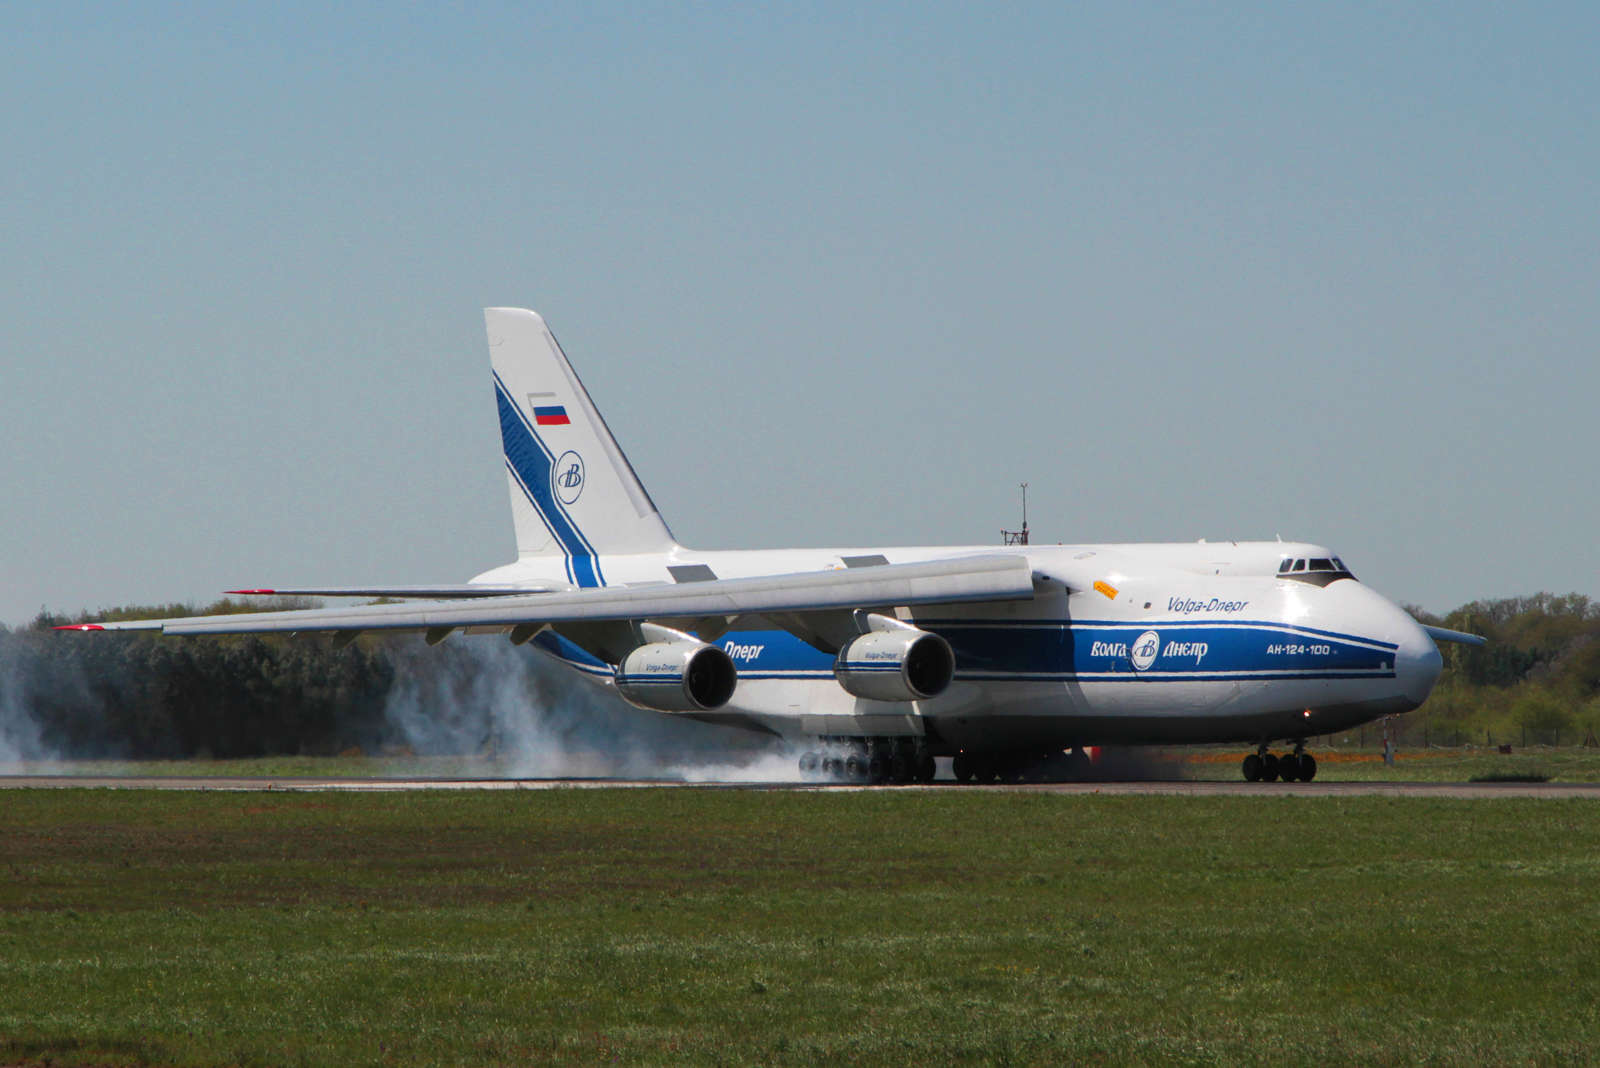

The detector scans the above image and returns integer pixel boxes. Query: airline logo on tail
[554,451,585,504]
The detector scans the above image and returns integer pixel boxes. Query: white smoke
[381,636,799,782]
[0,631,56,767]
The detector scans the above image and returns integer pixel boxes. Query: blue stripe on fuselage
[675,623,1397,683]
[926,617,1400,652]
[932,622,1393,678]
[531,630,612,675]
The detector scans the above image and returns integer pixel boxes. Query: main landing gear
[798,738,936,785]
[1241,740,1317,783]
[950,748,1091,784]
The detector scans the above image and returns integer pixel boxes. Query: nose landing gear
[1241,741,1317,783]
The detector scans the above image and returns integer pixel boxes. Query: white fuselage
[472,539,1442,754]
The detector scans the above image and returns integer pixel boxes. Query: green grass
[2,790,1598,1065]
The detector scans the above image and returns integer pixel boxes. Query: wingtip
[227,589,277,595]
[53,624,105,631]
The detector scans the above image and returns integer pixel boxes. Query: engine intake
[834,627,955,702]
[615,640,738,712]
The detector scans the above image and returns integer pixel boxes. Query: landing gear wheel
[952,753,974,783]
[1277,754,1299,782]
[1261,753,1280,782]
[1298,753,1317,781]
[1242,753,1263,782]
[822,755,842,779]
[867,754,888,783]
[844,753,867,781]
[798,751,819,778]
[916,753,937,783]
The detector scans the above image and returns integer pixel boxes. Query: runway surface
[2,776,1598,798]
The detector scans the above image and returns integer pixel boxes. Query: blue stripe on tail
[494,376,603,587]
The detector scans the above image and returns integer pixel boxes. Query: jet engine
[833,624,955,702]
[615,640,738,712]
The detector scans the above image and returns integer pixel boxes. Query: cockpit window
[1280,555,1357,587]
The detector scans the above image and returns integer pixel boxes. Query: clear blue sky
[3,2,1595,624]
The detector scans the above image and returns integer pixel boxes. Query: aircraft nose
[1317,580,1443,711]
[1392,611,1444,709]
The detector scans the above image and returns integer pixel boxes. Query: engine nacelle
[833,627,955,702]
[615,640,738,712]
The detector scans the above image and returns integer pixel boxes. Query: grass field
[7,744,1600,783]
[2,789,1598,1066]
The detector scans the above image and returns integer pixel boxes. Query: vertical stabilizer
[485,308,677,586]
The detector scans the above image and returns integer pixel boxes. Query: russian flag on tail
[534,405,570,426]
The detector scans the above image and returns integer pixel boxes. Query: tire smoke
[381,638,796,781]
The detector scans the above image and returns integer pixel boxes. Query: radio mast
[1001,482,1029,546]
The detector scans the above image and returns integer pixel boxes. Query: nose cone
[1304,580,1443,710]
[1394,617,1444,709]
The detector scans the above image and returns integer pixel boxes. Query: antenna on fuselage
[1002,482,1029,546]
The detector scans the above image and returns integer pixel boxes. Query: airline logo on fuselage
[1089,630,1210,669]
[1168,596,1249,615]
[724,641,765,662]
[1161,639,1209,664]
[1130,630,1160,671]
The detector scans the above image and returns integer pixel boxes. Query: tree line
[5,599,395,759]
[1407,593,1600,747]
[3,592,1597,760]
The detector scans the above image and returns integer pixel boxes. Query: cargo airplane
[60,308,1482,783]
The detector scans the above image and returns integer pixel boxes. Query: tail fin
[484,307,677,586]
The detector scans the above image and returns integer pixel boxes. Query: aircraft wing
[1422,625,1487,647]
[57,554,1037,641]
